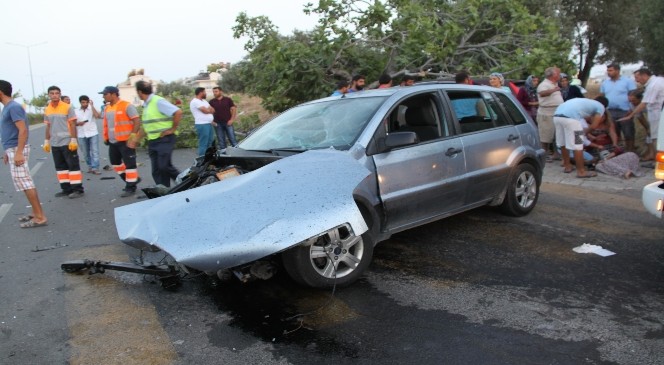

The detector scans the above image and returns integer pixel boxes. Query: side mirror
[384,131,419,150]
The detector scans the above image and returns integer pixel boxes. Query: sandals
[563,167,575,173]
[576,171,597,178]
[18,215,34,222]
[20,220,48,228]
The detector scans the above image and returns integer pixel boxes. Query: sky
[1,0,320,107]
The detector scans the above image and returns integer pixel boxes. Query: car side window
[495,93,528,125]
[448,90,493,133]
[482,92,511,128]
[387,93,449,142]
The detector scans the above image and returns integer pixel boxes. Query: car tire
[501,163,539,217]
[282,224,374,288]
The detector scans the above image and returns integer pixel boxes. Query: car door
[448,90,521,205]
[372,92,467,231]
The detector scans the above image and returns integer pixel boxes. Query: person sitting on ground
[330,80,350,96]
[585,111,620,161]
[595,149,643,179]
[559,73,584,101]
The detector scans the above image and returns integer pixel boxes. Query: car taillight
[656,151,664,180]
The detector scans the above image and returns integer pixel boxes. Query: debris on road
[32,243,68,252]
[572,243,615,257]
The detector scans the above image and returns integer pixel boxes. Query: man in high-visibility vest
[135,81,182,187]
[43,85,85,199]
[99,86,141,197]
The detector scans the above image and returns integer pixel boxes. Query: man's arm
[538,86,560,97]
[90,100,101,119]
[228,106,238,125]
[620,102,647,122]
[13,120,28,166]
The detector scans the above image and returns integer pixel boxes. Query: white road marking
[30,161,44,176]
[0,203,13,224]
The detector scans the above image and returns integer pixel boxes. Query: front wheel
[282,224,373,288]
[501,164,540,216]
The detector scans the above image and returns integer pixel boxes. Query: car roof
[314,82,513,104]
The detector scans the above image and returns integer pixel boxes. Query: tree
[639,0,664,74]
[30,92,49,112]
[557,0,640,85]
[233,0,572,112]
[156,81,193,99]
[218,61,247,93]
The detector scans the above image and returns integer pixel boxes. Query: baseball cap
[98,86,119,94]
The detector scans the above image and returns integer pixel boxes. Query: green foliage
[30,92,49,110]
[233,0,572,112]
[639,0,664,74]
[27,113,44,125]
[156,81,193,99]
[219,62,246,93]
[555,0,640,85]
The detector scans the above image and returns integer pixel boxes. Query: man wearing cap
[44,85,85,198]
[135,81,182,187]
[99,86,142,197]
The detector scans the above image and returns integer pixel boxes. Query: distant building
[117,69,158,107]
[184,71,222,96]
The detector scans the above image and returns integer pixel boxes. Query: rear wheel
[501,163,539,216]
[282,224,373,288]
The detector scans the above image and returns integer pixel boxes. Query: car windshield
[239,96,387,151]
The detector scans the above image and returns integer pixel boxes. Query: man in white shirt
[75,95,102,174]
[621,68,664,161]
[189,87,215,156]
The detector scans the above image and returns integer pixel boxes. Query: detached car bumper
[642,181,664,219]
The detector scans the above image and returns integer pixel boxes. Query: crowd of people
[517,64,662,179]
[2,63,661,228]
[330,64,661,180]
[0,79,239,229]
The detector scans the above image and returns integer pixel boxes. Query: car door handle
[508,134,520,142]
[445,147,463,156]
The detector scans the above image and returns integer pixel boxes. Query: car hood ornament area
[114,149,370,272]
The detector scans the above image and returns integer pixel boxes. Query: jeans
[215,122,238,149]
[78,135,100,170]
[195,124,215,156]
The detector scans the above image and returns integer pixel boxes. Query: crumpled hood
[114,149,370,272]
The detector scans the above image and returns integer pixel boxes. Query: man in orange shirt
[100,86,142,197]
[43,85,84,198]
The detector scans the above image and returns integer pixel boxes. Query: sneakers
[68,191,84,199]
[120,189,136,198]
[55,191,72,197]
[90,170,101,175]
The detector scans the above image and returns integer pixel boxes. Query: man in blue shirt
[600,63,637,152]
[553,96,609,178]
[0,80,48,228]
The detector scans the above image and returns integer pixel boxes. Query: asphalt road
[1,127,663,365]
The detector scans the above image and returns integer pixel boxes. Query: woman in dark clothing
[559,73,584,101]
[517,75,539,121]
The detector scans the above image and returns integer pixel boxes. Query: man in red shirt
[209,86,237,152]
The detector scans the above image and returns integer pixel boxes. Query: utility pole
[6,41,47,102]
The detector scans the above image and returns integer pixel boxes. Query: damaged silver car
[64,83,545,288]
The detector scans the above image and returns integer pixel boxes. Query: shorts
[6,145,36,191]
[609,109,635,139]
[537,113,555,143]
[554,116,584,151]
